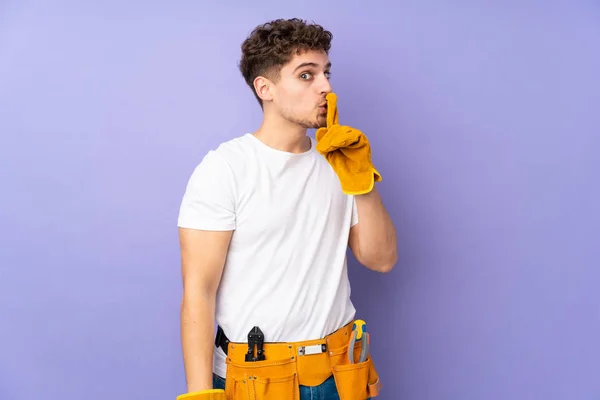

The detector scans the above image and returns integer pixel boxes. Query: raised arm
[348,186,398,273]
[179,227,233,393]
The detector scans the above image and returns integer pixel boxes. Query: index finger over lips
[326,92,339,127]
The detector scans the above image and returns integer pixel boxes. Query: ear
[253,76,274,103]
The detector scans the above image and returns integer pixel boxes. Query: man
[176,18,397,400]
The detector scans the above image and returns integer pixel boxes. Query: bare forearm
[180,292,216,392]
[354,186,398,271]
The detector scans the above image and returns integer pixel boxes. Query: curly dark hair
[239,18,333,106]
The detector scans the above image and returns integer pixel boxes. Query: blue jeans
[213,373,341,400]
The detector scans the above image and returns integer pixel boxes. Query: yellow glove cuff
[176,389,226,400]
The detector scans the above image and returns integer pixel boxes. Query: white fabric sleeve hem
[351,196,359,227]
[177,221,236,231]
[177,150,237,231]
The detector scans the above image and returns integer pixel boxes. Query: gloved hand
[176,389,226,400]
[315,92,382,195]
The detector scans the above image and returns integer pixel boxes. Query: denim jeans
[213,373,342,400]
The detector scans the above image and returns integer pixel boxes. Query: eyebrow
[293,61,332,72]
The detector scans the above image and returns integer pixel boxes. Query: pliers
[348,319,370,364]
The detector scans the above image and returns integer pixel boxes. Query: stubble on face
[273,50,331,130]
[280,106,327,129]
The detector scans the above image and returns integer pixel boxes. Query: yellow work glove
[315,92,382,195]
[176,389,225,400]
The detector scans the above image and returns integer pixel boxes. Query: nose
[319,74,333,95]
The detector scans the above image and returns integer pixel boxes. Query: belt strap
[215,322,352,358]
[215,325,230,355]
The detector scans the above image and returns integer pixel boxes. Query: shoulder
[183,134,256,199]
[203,134,256,172]
[214,133,255,159]
[191,134,252,173]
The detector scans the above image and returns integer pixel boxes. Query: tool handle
[358,331,370,363]
[347,330,357,363]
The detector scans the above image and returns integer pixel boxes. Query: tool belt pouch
[220,322,381,400]
[329,342,382,400]
[224,356,300,400]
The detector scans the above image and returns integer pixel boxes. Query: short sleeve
[177,151,236,231]
[351,196,359,227]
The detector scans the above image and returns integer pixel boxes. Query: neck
[253,111,311,154]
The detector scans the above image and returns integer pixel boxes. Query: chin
[289,112,326,129]
[315,115,327,128]
[298,119,323,129]
[310,120,326,129]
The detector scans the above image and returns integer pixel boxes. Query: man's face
[270,49,333,129]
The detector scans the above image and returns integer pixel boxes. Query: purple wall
[1,1,599,399]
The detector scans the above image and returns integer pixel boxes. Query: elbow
[180,285,217,313]
[377,260,396,274]
[361,248,398,274]
[375,254,398,274]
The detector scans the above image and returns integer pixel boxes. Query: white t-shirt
[177,133,358,378]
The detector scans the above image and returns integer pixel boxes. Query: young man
[176,18,397,400]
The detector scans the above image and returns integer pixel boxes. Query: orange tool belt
[218,320,381,400]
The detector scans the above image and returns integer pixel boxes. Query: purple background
[1,1,599,399]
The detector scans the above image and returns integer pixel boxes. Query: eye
[300,72,313,80]
[325,71,332,79]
